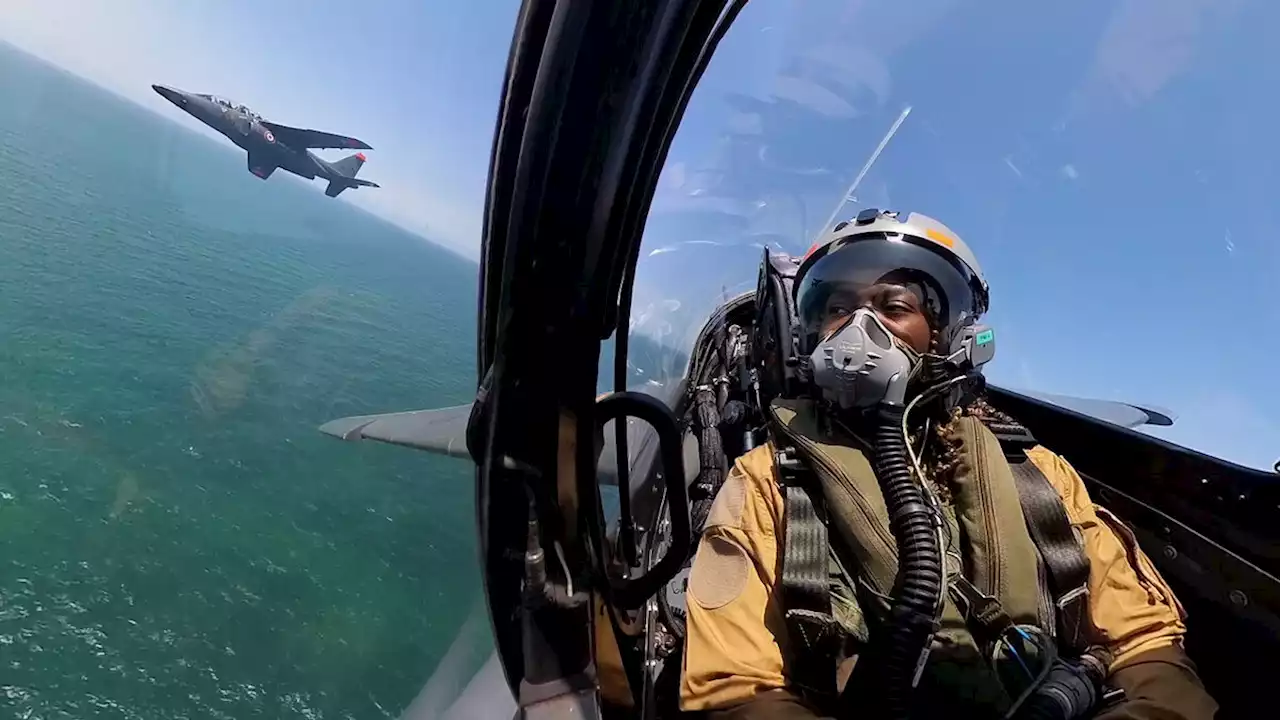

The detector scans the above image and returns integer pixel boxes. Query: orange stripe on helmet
[801,241,824,262]
[925,228,955,248]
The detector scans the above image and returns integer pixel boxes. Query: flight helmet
[793,208,994,408]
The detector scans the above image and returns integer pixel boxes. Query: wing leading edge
[316,387,1175,482]
[1009,388,1176,428]
[319,404,473,458]
[261,121,372,150]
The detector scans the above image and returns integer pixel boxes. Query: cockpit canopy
[198,95,259,119]
[198,94,232,108]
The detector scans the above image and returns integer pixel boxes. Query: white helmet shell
[801,208,990,317]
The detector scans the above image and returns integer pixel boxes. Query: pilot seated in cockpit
[678,210,1218,720]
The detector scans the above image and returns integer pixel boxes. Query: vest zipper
[971,429,1002,602]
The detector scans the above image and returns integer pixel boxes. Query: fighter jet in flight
[152,84,380,198]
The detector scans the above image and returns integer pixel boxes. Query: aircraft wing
[319,385,688,486]
[318,402,651,487]
[261,121,373,150]
[991,386,1176,428]
[317,386,1172,479]
[319,404,473,457]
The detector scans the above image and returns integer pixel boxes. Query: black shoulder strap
[989,422,1092,654]
[776,445,842,697]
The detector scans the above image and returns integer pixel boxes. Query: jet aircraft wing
[260,121,373,150]
[317,385,1171,479]
[1010,389,1175,428]
[319,404,473,458]
[320,401,654,490]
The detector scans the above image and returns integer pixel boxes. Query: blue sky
[2,0,1277,471]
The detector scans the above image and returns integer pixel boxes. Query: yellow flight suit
[680,434,1218,719]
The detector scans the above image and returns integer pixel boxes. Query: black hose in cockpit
[841,404,944,720]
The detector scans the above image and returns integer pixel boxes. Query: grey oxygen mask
[808,308,922,409]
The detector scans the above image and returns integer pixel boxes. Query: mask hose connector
[844,403,945,719]
[1012,651,1111,720]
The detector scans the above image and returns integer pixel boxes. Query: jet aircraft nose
[152,84,189,107]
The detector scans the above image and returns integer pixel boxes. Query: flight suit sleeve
[679,446,826,718]
[1027,448,1218,720]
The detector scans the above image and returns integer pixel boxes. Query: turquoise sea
[0,41,489,719]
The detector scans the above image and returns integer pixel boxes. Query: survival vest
[766,398,1093,717]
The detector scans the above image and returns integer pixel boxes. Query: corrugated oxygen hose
[868,403,945,719]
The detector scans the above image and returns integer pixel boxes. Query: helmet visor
[795,235,982,345]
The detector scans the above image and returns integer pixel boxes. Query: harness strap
[989,423,1092,654]
[774,416,1095,703]
[777,446,842,697]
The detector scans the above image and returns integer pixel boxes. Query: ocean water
[0,42,488,719]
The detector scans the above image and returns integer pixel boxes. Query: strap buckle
[784,608,843,698]
[785,608,843,652]
[1056,584,1090,648]
[951,576,1015,644]
[1056,584,1089,608]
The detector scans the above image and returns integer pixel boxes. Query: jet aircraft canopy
[623,0,1279,473]
[197,95,259,119]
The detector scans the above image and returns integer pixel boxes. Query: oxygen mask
[809,308,921,409]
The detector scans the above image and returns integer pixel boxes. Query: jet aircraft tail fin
[324,152,380,197]
[331,152,368,178]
